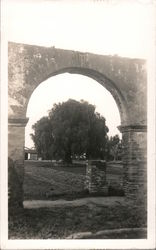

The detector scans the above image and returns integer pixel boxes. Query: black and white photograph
[0,0,156,249]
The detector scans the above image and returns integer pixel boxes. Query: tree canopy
[31,99,109,162]
[31,117,53,160]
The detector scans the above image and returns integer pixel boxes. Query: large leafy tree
[31,117,53,160]
[31,99,109,162]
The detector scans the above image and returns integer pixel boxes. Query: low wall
[85,160,108,195]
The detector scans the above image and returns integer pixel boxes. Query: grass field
[9,202,147,239]
[24,161,86,200]
[9,160,146,239]
[23,160,124,200]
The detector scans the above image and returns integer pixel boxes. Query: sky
[25,74,121,147]
[5,0,154,148]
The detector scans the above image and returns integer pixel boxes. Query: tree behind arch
[31,99,109,163]
[31,117,53,160]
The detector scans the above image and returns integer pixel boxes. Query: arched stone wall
[8,42,147,206]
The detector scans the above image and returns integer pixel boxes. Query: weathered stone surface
[8,158,24,208]
[8,42,147,126]
[67,228,147,239]
[85,160,108,194]
[8,42,147,206]
[8,118,28,164]
[119,126,147,204]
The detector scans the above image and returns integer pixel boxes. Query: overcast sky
[6,0,154,148]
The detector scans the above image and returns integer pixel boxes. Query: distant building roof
[24,147,37,154]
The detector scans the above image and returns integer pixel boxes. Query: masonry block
[119,126,147,205]
[85,160,108,195]
[8,42,147,207]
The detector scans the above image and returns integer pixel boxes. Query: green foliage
[31,99,109,162]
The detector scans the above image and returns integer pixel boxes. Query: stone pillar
[8,118,29,208]
[119,125,147,204]
[85,160,108,195]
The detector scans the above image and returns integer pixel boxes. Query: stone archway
[8,42,147,206]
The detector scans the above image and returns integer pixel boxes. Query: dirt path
[24,196,125,209]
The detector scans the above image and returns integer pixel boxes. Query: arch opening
[8,43,147,220]
[25,72,121,149]
[24,72,124,202]
[24,67,128,128]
